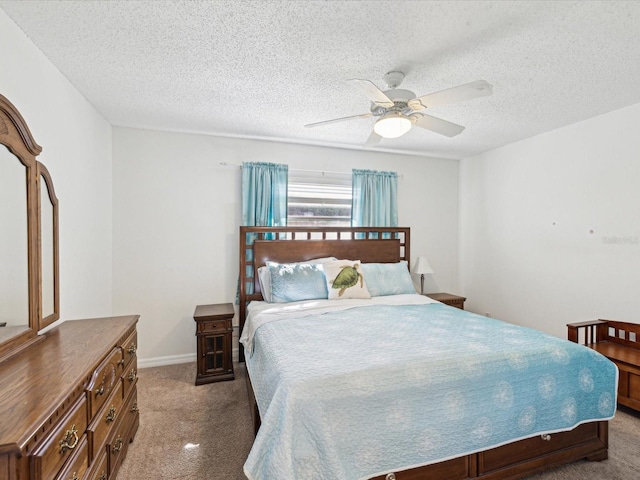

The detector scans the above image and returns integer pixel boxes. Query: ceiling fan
[305,71,493,144]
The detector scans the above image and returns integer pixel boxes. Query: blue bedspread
[243,303,618,480]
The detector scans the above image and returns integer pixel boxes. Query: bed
[238,226,617,480]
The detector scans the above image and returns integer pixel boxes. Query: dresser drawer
[88,380,123,462]
[86,449,108,480]
[123,387,140,440]
[107,411,132,476]
[87,348,124,418]
[31,396,88,480]
[54,437,88,480]
[122,356,138,400]
[197,319,231,333]
[478,422,598,473]
[122,330,138,368]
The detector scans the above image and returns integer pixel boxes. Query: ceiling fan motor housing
[370,88,415,114]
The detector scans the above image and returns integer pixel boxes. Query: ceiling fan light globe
[374,114,412,138]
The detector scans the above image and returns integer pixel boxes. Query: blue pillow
[360,261,416,297]
[267,261,328,303]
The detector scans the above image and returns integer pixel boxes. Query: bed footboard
[369,421,607,480]
[244,369,606,479]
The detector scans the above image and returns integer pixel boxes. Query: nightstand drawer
[197,319,231,333]
[446,299,465,309]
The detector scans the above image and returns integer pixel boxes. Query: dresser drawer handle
[128,369,137,382]
[128,343,137,355]
[98,473,107,480]
[96,385,105,396]
[112,437,124,454]
[131,401,139,413]
[106,406,117,423]
[117,358,125,366]
[59,424,79,454]
[69,472,79,480]
[541,434,552,441]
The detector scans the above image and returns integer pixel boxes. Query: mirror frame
[0,94,59,357]
[37,162,60,329]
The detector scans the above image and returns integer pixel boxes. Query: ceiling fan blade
[365,130,381,145]
[305,113,372,128]
[347,79,394,108]
[408,80,493,110]
[411,113,465,137]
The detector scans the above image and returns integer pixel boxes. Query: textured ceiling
[2,0,640,159]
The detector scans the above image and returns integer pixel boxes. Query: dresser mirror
[0,94,60,357]
[0,145,29,338]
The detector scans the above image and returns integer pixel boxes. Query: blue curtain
[240,162,288,298]
[351,169,398,228]
[242,162,288,227]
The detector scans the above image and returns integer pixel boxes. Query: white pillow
[257,266,273,301]
[323,260,371,300]
[257,256,337,302]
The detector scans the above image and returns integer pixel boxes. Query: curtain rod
[219,162,402,178]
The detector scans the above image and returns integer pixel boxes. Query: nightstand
[424,292,466,310]
[194,303,235,385]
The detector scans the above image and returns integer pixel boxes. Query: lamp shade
[373,112,412,138]
[412,256,434,275]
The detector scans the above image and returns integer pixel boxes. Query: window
[287,171,352,226]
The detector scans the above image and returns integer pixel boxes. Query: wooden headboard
[238,226,410,361]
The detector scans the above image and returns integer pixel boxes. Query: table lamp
[412,256,434,295]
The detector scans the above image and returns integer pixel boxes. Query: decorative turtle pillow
[323,260,371,300]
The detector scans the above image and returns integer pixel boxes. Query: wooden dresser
[0,315,139,480]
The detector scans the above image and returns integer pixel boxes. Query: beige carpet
[117,362,254,480]
[118,362,640,480]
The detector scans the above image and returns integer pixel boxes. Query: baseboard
[138,353,196,368]
[138,348,240,369]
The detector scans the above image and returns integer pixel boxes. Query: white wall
[112,128,460,364]
[460,102,640,339]
[0,9,113,322]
